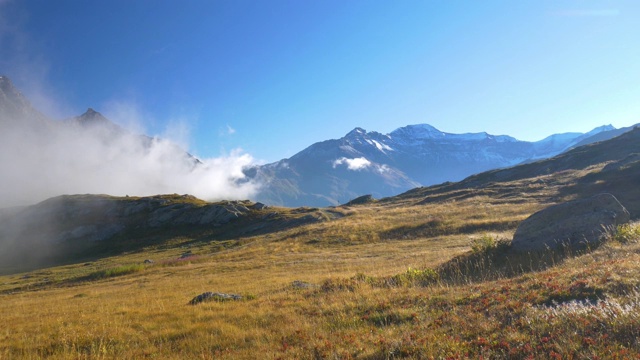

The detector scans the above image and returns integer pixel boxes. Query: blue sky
[1,0,639,163]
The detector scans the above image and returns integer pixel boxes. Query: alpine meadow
[3,1,640,359]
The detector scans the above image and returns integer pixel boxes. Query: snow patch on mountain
[371,139,393,152]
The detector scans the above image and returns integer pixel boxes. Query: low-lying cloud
[333,157,372,171]
[0,112,260,207]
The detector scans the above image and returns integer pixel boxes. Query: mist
[0,110,260,208]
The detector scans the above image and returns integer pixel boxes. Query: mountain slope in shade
[392,126,640,219]
[251,123,632,207]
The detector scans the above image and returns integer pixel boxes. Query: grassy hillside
[2,192,640,359]
[2,130,640,358]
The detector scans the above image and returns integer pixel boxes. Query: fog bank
[0,113,259,207]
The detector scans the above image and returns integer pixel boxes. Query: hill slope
[395,126,640,217]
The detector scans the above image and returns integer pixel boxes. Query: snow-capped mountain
[250,123,628,207]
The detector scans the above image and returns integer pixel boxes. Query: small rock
[143,259,154,264]
[189,292,243,305]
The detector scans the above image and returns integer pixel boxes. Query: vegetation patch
[85,264,145,280]
[608,223,640,244]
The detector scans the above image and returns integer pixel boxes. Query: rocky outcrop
[189,292,243,305]
[147,201,250,227]
[511,193,630,252]
[1,194,257,246]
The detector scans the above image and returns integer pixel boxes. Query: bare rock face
[512,193,630,252]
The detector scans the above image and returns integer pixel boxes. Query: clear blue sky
[1,0,639,163]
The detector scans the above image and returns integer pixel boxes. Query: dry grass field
[3,180,640,359]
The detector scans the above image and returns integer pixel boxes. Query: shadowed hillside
[393,126,640,218]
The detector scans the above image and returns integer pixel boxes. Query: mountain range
[249,122,634,207]
[1,75,636,208]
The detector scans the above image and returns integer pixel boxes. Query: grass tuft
[607,223,640,244]
[85,264,145,280]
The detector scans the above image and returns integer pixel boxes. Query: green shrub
[610,223,640,244]
[471,234,498,252]
[470,234,510,253]
[87,264,145,280]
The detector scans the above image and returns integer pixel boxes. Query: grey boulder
[511,193,630,252]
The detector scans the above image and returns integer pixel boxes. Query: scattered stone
[189,292,243,305]
[512,193,630,252]
[143,259,154,264]
[179,252,193,259]
[290,280,317,289]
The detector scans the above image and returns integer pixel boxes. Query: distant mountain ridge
[249,122,629,207]
[0,75,634,208]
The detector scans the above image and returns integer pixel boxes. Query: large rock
[512,193,630,252]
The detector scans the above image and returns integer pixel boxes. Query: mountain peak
[77,108,108,123]
[70,108,124,134]
[0,75,15,86]
[345,127,367,138]
[0,75,22,99]
[390,123,444,139]
[83,108,99,116]
[586,124,615,135]
[0,75,13,89]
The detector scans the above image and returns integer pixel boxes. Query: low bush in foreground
[608,223,640,244]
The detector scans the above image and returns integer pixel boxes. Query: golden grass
[2,193,639,358]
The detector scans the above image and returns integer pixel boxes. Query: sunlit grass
[2,188,640,358]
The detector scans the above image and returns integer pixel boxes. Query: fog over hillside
[0,76,259,208]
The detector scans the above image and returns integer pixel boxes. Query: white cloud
[226,124,236,135]
[161,118,192,150]
[333,157,372,171]
[0,111,259,207]
[377,164,391,173]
